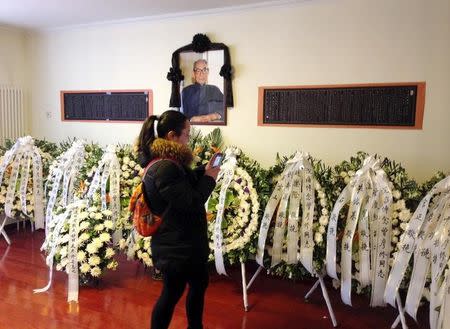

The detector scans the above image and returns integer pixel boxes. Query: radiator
[0,85,25,146]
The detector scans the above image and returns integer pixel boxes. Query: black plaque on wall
[260,83,425,128]
[61,90,152,122]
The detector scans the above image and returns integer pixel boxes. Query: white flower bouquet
[42,194,118,282]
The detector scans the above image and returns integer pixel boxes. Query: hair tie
[153,119,159,138]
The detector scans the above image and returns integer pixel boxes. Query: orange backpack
[129,159,164,237]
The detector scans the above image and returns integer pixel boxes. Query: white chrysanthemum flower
[86,243,98,254]
[104,220,114,229]
[121,164,128,171]
[340,171,347,178]
[78,212,88,220]
[93,238,103,248]
[101,209,112,217]
[79,232,90,243]
[143,239,151,250]
[118,238,126,250]
[122,172,130,179]
[79,221,89,231]
[80,263,90,273]
[314,232,323,244]
[348,170,355,177]
[318,225,326,234]
[94,213,102,220]
[99,232,111,242]
[344,177,351,184]
[90,266,101,277]
[392,190,401,200]
[319,215,329,226]
[123,156,130,164]
[398,209,411,222]
[94,224,104,231]
[107,260,118,270]
[105,247,115,259]
[88,255,101,266]
[77,251,86,262]
[88,206,97,213]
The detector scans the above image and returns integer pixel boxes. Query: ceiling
[0,0,300,31]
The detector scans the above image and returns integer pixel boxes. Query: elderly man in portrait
[181,59,224,123]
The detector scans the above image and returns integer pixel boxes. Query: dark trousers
[151,263,209,329]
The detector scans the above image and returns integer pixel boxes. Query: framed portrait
[167,34,234,126]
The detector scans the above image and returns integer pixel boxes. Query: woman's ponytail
[136,115,158,167]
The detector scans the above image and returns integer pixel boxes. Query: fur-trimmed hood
[150,138,193,167]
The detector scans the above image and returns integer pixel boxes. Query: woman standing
[136,110,220,329]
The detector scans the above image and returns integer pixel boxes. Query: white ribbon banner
[384,176,450,309]
[213,147,238,275]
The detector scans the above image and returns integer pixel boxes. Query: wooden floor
[0,224,429,329]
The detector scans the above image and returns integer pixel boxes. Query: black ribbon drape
[167,34,234,108]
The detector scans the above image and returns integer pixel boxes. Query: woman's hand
[205,153,221,180]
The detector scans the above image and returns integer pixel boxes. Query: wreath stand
[0,214,11,245]
[0,213,35,245]
[390,292,408,329]
[240,262,338,327]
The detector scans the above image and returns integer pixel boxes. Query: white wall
[0,26,28,87]
[28,0,450,181]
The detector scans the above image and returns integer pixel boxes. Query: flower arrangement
[207,164,261,265]
[263,153,334,280]
[0,138,60,220]
[189,128,224,167]
[43,194,118,282]
[114,145,153,267]
[77,142,105,196]
[330,152,421,293]
[118,232,153,268]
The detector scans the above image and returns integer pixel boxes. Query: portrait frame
[167,34,234,126]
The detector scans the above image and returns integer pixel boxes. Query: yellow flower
[90,266,101,277]
[77,251,86,262]
[80,263,90,273]
[88,256,101,266]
